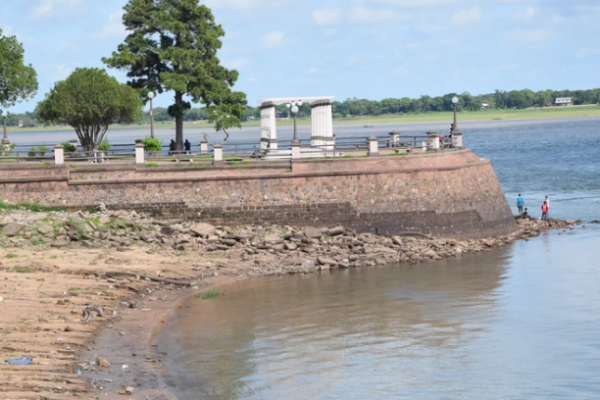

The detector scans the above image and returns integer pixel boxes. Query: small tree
[0,29,38,109]
[36,68,141,152]
[103,0,247,150]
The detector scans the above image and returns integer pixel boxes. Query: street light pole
[286,100,303,145]
[452,96,458,132]
[148,92,155,138]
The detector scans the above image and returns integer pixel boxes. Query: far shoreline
[7,106,600,135]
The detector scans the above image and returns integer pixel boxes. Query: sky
[2,0,600,113]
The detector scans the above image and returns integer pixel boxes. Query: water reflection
[158,250,510,400]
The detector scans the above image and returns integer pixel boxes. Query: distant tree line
[6,87,600,128]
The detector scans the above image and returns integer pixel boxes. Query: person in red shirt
[541,201,549,220]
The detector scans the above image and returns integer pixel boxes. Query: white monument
[258,96,335,152]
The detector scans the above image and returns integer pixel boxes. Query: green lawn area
[10,105,600,133]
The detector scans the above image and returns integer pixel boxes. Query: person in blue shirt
[517,194,524,215]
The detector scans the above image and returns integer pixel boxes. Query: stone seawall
[0,149,517,239]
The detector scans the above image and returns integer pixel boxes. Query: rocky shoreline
[0,208,578,399]
[0,209,577,275]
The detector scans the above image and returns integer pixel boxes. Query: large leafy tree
[103,0,247,150]
[0,29,38,109]
[36,68,142,152]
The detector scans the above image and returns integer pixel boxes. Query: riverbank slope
[0,208,576,399]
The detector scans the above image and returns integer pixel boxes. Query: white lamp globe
[292,105,299,114]
[452,96,459,104]
[148,92,155,99]
[286,103,291,108]
[2,111,6,117]
[298,101,303,106]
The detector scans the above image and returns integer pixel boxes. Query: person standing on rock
[541,201,549,221]
[517,194,524,215]
[545,196,550,217]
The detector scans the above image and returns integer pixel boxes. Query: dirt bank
[0,208,577,399]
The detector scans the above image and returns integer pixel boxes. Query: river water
[151,117,600,399]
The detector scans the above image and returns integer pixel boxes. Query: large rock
[317,256,338,266]
[304,227,323,239]
[190,223,216,238]
[1,223,25,237]
[264,233,282,244]
[37,224,54,237]
[52,238,71,248]
[0,216,15,227]
[327,226,345,236]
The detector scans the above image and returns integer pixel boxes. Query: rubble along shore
[0,208,578,399]
[0,208,578,273]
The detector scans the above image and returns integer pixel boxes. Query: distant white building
[555,97,572,106]
[481,102,490,109]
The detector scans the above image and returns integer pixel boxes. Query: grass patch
[68,287,78,292]
[0,201,67,213]
[227,161,254,166]
[14,267,33,273]
[145,163,159,168]
[5,253,18,259]
[30,238,44,246]
[197,288,220,300]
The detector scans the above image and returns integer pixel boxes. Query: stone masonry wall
[0,150,517,239]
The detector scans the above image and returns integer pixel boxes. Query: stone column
[260,104,278,150]
[389,131,400,148]
[54,145,64,165]
[453,131,463,147]
[311,102,334,150]
[213,144,223,165]
[368,137,379,157]
[135,143,145,165]
[291,140,301,159]
[427,131,440,151]
[200,140,208,154]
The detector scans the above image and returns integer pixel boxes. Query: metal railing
[0,131,462,166]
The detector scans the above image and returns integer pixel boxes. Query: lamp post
[286,100,303,145]
[451,96,459,132]
[451,96,463,147]
[148,92,155,138]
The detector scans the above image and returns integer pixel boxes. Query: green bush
[38,145,49,156]
[97,139,111,152]
[61,142,77,152]
[141,136,163,152]
[199,288,220,300]
[28,147,36,157]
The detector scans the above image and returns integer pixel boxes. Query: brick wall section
[0,150,517,239]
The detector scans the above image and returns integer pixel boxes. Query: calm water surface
[158,226,600,400]
[151,117,600,400]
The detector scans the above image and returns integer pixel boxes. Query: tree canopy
[0,29,38,110]
[103,0,247,149]
[36,68,141,152]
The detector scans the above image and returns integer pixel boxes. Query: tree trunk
[175,91,184,150]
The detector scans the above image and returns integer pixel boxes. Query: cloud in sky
[515,6,536,21]
[451,7,482,24]
[313,8,342,26]
[4,0,600,112]
[30,0,81,20]
[95,11,127,39]
[347,6,407,23]
[262,31,284,48]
